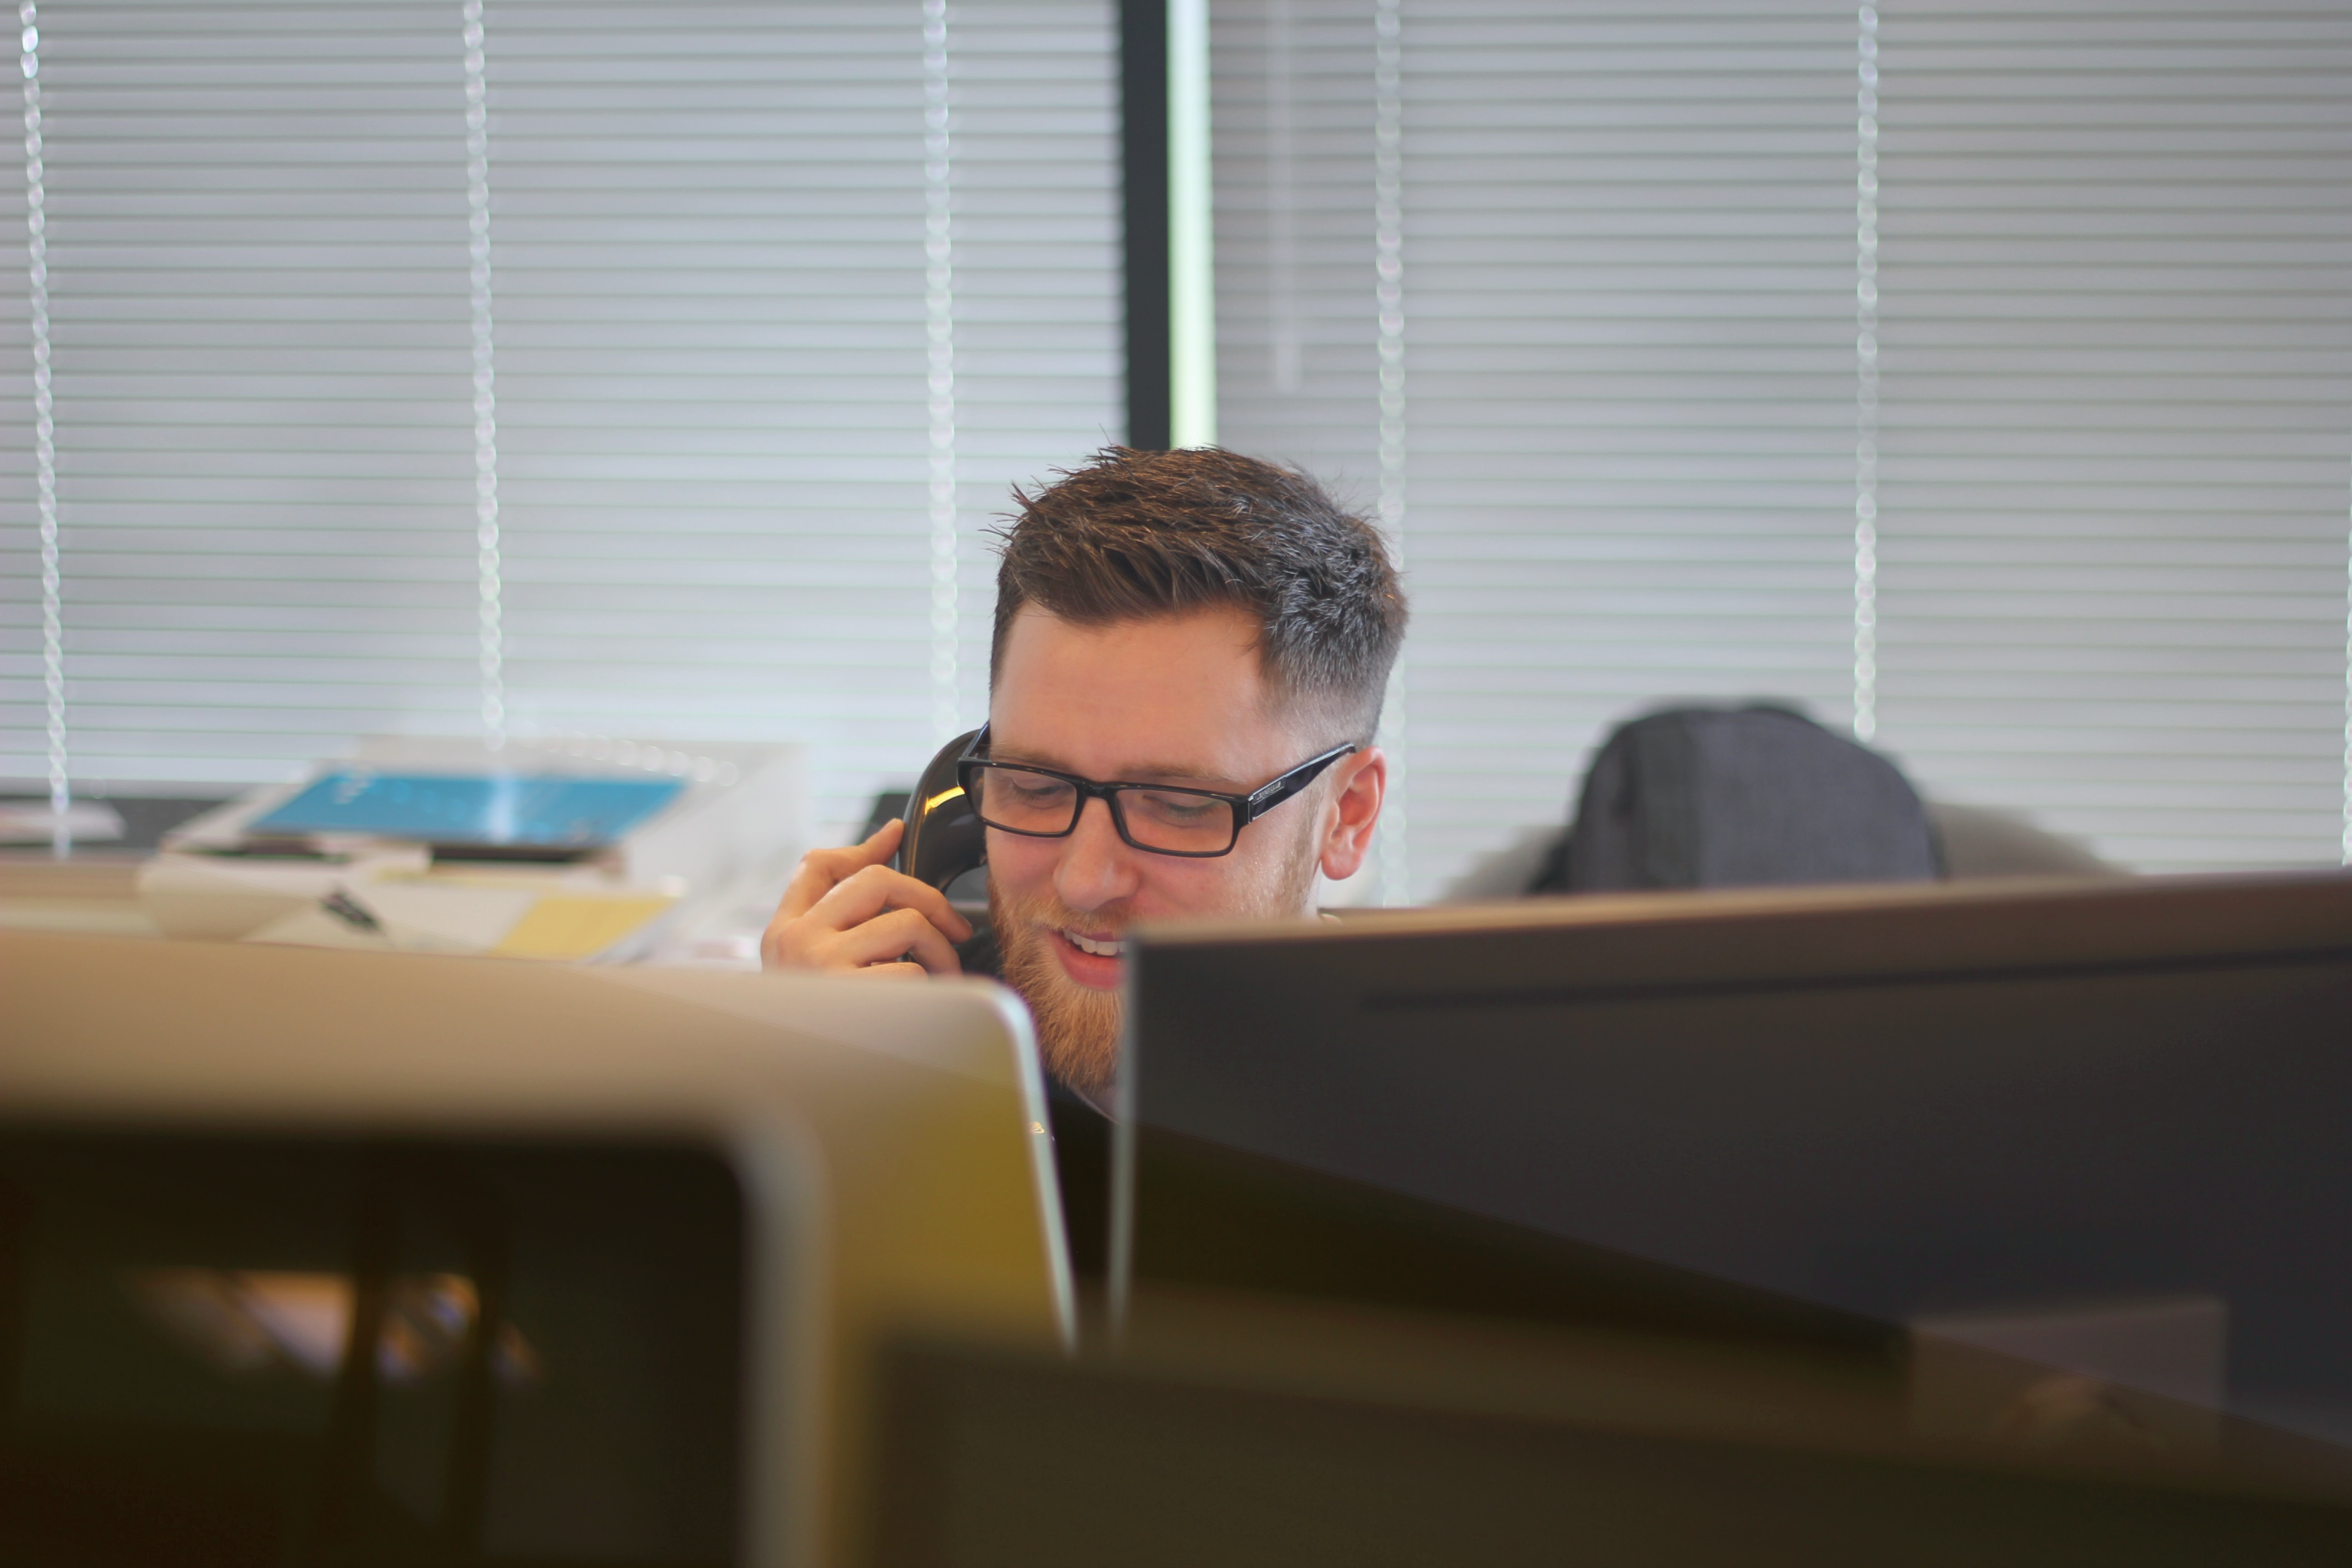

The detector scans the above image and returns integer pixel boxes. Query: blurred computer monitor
[0,930,1069,1568]
[867,1287,2352,1568]
[1116,872,2352,1451]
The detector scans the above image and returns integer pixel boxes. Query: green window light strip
[1167,0,1214,448]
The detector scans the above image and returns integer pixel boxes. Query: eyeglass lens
[968,766,1237,854]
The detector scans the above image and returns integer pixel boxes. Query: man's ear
[1318,746,1385,882]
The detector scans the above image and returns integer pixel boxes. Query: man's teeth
[1063,930,1126,958]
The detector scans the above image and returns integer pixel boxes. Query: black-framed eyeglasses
[955,724,1359,858]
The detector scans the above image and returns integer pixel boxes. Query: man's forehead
[989,604,1305,780]
[993,603,1267,701]
[999,601,1261,657]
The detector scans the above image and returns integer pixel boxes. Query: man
[762,446,1405,1264]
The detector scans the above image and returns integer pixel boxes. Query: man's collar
[1046,1073,1115,1121]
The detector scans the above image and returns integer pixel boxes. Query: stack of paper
[140,857,680,964]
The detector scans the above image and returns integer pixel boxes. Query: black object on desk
[1529,702,1940,894]
[1115,872,2352,1449]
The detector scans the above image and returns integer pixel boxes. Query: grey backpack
[1530,704,1941,893]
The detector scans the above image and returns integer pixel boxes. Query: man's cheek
[986,834,1059,895]
[1129,856,1233,917]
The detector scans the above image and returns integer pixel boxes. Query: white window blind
[1872,1,2352,873]
[1216,0,1857,899]
[1214,0,2352,897]
[1207,0,1377,528]
[15,0,481,789]
[2,0,1120,838]
[488,0,1120,833]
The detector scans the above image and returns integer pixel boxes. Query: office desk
[0,856,159,938]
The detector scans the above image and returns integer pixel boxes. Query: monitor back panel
[866,1335,2352,1568]
[1118,874,2352,1443]
[0,927,1073,1568]
[0,1128,744,1568]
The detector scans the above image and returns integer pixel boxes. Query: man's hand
[760,818,975,978]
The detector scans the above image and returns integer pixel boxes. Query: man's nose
[1054,796,1141,912]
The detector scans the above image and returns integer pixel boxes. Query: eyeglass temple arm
[1241,745,1359,822]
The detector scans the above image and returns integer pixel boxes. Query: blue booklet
[249,771,685,848]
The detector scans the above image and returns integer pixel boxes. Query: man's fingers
[808,862,973,945]
[857,815,906,859]
[762,822,976,978]
[824,905,964,976]
[775,850,855,924]
[758,904,797,969]
[774,818,906,922]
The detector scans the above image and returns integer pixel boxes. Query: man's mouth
[1058,928,1127,959]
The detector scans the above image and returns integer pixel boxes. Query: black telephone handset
[897,728,988,892]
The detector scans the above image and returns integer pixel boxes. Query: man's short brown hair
[989,447,1407,742]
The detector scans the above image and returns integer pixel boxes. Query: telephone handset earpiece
[898,728,988,892]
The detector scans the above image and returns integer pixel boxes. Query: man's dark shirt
[956,920,1110,1280]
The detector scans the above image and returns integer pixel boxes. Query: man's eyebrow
[989,749,1237,787]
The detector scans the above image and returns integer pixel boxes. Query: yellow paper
[491,895,675,962]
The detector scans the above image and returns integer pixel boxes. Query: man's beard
[990,827,1322,1102]
[993,900,1124,1100]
